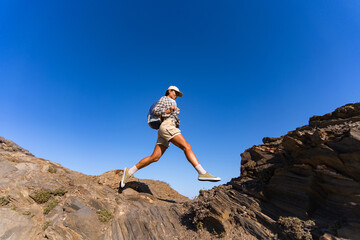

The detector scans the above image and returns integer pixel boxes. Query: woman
[121,86,221,188]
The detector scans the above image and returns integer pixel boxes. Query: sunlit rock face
[0,136,192,240]
[1,103,359,240]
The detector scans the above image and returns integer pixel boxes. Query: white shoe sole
[198,177,221,182]
[121,168,128,188]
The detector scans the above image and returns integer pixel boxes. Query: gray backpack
[147,102,161,129]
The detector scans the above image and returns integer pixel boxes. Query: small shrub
[97,209,113,223]
[219,232,226,238]
[11,206,17,211]
[48,167,57,174]
[51,188,67,196]
[279,216,302,229]
[0,196,10,206]
[303,232,312,239]
[43,199,58,215]
[31,188,66,204]
[278,216,315,240]
[9,157,20,163]
[196,221,203,231]
[306,220,315,226]
[43,221,51,230]
[22,211,32,215]
[31,190,52,204]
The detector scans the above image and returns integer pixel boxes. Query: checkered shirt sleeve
[152,96,180,128]
[152,96,173,117]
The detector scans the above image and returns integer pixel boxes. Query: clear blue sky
[1,0,359,198]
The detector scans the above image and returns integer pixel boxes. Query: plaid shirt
[152,96,180,128]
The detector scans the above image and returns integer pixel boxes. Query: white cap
[167,86,183,97]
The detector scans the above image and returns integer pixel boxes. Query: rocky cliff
[1,103,360,240]
[186,103,360,240]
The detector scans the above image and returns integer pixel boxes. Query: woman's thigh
[152,144,167,158]
[170,134,190,150]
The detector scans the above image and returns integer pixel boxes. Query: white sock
[195,164,206,175]
[128,166,138,176]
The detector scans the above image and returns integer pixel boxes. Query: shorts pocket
[166,128,179,136]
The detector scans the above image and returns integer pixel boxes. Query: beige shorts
[156,118,181,148]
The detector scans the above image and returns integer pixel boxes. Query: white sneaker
[121,167,131,188]
[198,172,221,182]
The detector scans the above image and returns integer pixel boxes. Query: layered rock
[0,136,192,240]
[186,103,360,240]
[1,103,360,240]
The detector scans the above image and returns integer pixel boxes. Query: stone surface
[1,103,360,239]
[0,135,195,240]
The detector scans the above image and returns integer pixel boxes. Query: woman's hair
[165,90,170,96]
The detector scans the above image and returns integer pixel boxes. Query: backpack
[147,101,161,129]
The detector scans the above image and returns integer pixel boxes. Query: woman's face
[169,90,178,100]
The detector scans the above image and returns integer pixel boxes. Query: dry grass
[48,167,57,174]
[278,216,315,240]
[31,190,52,204]
[43,221,51,230]
[0,196,11,206]
[97,209,113,223]
[31,188,67,204]
[51,188,67,196]
[43,199,59,215]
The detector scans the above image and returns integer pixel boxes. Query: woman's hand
[165,106,180,115]
[165,106,176,114]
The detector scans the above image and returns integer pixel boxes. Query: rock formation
[1,103,359,240]
[0,135,190,240]
[186,103,360,240]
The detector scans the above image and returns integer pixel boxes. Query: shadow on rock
[118,181,153,195]
[181,212,197,232]
[180,212,226,236]
[157,198,176,203]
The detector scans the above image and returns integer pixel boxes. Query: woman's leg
[121,144,168,188]
[135,144,168,170]
[170,133,221,181]
[170,134,199,167]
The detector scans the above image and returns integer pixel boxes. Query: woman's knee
[183,142,192,151]
[150,154,161,162]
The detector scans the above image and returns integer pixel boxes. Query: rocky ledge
[1,103,360,240]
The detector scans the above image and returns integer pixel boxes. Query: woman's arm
[152,97,173,116]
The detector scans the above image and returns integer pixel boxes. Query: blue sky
[1,0,359,198]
